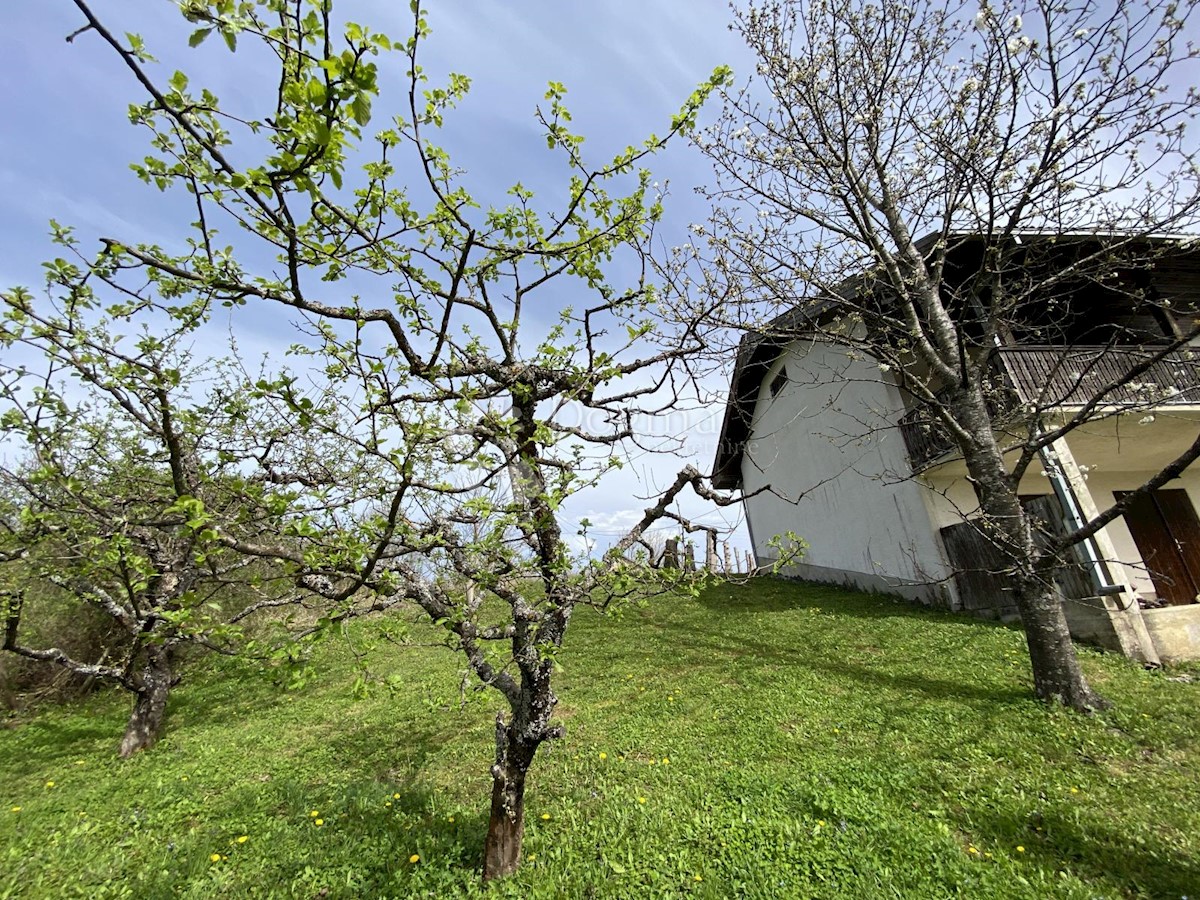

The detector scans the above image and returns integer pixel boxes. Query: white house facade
[714,238,1200,664]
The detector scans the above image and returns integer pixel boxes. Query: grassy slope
[0,579,1197,899]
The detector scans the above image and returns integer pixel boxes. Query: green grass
[1,579,1198,899]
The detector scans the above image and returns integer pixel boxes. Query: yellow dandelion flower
[237,835,249,844]
[662,757,670,765]
[409,854,420,864]
[75,760,85,766]
[648,758,655,765]
[314,819,324,826]
[817,820,826,828]
[210,853,221,863]
[527,853,536,861]
[44,781,55,789]
[310,810,320,817]
[694,875,703,882]
[541,813,550,820]
[1016,846,1025,853]
[448,816,455,823]
[968,846,978,855]
[637,797,647,804]
[667,695,674,701]
[1069,787,1079,794]
[10,807,20,813]
[393,793,400,799]
[385,802,392,808]
[599,752,607,760]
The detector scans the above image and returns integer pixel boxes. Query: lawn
[1,579,1197,899]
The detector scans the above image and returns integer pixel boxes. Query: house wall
[922,460,1200,602]
[740,338,953,604]
[919,446,1200,660]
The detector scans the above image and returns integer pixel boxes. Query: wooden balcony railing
[897,345,1200,472]
[998,345,1200,408]
[898,406,956,471]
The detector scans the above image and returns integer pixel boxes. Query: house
[712,233,1200,663]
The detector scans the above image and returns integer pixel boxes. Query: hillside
[1,579,1197,899]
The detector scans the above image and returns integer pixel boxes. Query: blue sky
[0,1,757,554]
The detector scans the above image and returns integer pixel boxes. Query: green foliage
[1,579,1196,898]
[22,0,734,874]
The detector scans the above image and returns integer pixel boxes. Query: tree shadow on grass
[0,710,120,764]
[697,576,1027,632]
[966,802,1200,898]
[662,613,1031,707]
[165,668,291,732]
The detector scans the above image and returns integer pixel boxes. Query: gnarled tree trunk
[118,646,174,757]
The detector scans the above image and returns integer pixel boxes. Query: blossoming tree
[693,0,1200,710]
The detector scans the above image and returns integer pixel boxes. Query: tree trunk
[482,719,539,880]
[118,648,173,758]
[1013,575,1109,710]
[952,388,1106,712]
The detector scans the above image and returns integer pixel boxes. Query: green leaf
[306,78,327,107]
[351,94,372,126]
[222,29,237,52]
[188,27,212,47]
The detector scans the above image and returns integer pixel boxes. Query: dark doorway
[1117,489,1200,606]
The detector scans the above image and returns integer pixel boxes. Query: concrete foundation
[1141,605,1200,663]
